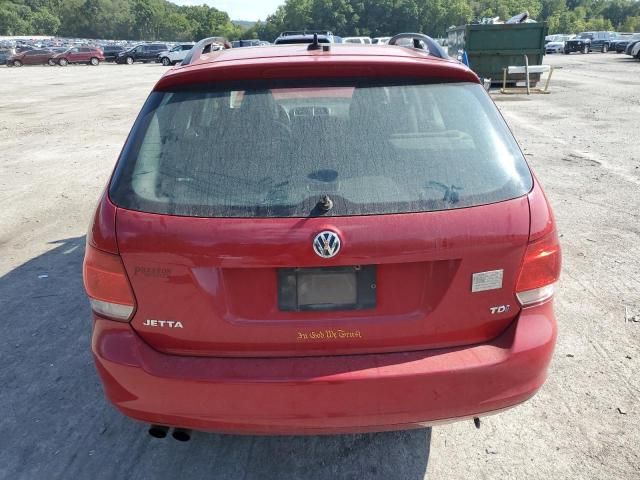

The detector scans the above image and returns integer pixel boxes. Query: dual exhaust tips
[148,425,191,442]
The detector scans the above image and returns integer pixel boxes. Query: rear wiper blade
[316,195,334,212]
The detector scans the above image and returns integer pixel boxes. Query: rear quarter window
[110,81,532,218]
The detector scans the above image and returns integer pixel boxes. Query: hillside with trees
[247,0,640,40]
[1,0,639,41]
[0,0,244,40]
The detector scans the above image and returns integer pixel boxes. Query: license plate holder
[278,265,376,311]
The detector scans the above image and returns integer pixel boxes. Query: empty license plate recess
[278,266,376,311]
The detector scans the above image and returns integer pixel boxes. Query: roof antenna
[308,33,321,51]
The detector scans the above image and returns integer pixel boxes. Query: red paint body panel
[92,300,556,434]
[116,196,530,357]
[84,45,560,434]
[527,175,556,241]
[88,191,118,254]
[155,45,479,91]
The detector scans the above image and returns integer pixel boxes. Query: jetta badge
[313,231,341,259]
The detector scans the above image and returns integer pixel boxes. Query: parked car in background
[0,48,14,65]
[566,31,617,53]
[630,40,640,59]
[564,32,594,53]
[608,32,630,52]
[208,37,232,49]
[614,33,640,53]
[589,31,619,52]
[343,36,372,44]
[116,44,168,64]
[545,40,566,54]
[157,43,195,66]
[6,49,53,67]
[231,39,261,48]
[188,41,225,56]
[84,37,561,437]
[50,47,104,66]
[545,33,574,44]
[274,31,336,44]
[372,37,391,44]
[624,39,639,55]
[546,34,574,53]
[101,45,125,62]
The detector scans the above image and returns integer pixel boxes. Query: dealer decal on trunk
[471,269,504,292]
[297,329,362,341]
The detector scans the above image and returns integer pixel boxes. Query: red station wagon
[84,34,561,440]
[7,49,53,67]
[51,46,104,66]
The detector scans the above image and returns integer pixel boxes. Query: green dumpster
[448,22,548,85]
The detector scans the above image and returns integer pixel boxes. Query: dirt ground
[0,53,638,480]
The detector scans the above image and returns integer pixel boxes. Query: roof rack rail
[181,36,227,66]
[388,33,448,59]
[281,30,333,37]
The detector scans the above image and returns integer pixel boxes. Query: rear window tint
[110,81,532,218]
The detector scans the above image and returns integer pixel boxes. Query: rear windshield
[110,81,532,218]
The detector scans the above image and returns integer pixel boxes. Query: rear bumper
[92,302,557,435]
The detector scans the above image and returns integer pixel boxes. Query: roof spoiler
[181,37,228,66]
[388,33,448,59]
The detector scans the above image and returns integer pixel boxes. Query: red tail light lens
[83,244,135,321]
[516,229,562,307]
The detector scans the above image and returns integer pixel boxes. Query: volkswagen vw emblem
[313,231,341,259]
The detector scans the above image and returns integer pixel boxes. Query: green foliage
[621,15,640,30]
[0,0,243,40]
[247,0,640,40]
[30,8,60,34]
[0,1,33,35]
[0,0,638,40]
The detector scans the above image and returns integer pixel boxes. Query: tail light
[515,229,562,307]
[83,244,136,321]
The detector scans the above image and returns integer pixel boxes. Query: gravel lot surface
[1,53,639,479]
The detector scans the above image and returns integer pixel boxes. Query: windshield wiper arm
[316,195,334,212]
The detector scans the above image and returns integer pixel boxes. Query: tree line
[0,0,244,40]
[1,0,639,41]
[246,0,640,39]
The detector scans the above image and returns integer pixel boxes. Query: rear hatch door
[117,199,529,357]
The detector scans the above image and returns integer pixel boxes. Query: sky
[172,1,284,21]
